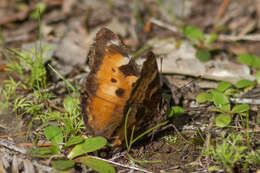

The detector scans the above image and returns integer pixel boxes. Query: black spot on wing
[111,78,117,83]
[115,88,125,97]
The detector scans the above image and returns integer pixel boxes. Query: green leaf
[217,81,232,92]
[65,136,84,148]
[211,90,230,112]
[215,114,231,128]
[251,55,260,68]
[237,54,254,66]
[78,156,115,173]
[44,126,63,145]
[231,104,249,113]
[196,49,211,62]
[168,106,185,118]
[235,80,255,89]
[208,166,221,172]
[51,160,75,170]
[30,2,46,19]
[29,147,58,158]
[196,92,213,103]
[224,88,240,96]
[183,25,205,41]
[237,54,260,68]
[68,137,107,159]
[206,33,217,44]
[257,70,260,84]
[63,96,79,115]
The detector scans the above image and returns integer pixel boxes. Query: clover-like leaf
[183,25,205,41]
[44,125,63,145]
[168,106,185,118]
[196,92,213,103]
[217,81,232,92]
[215,114,231,128]
[196,49,211,62]
[63,96,80,115]
[237,54,254,66]
[231,104,249,113]
[211,90,230,112]
[235,80,255,89]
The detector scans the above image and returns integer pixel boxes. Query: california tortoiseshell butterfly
[81,28,162,146]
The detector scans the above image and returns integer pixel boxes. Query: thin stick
[150,18,178,32]
[218,34,260,41]
[0,132,26,138]
[87,155,153,173]
[19,142,53,147]
[0,65,8,71]
[230,97,260,105]
[215,0,231,23]
[150,18,260,42]
[0,138,26,154]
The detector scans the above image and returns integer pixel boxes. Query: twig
[150,18,178,32]
[86,155,154,173]
[0,138,26,154]
[0,132,26,139]
[19,142,53,147]
[215,0,231,23]
[0,65,8,71]
[218,34,260,41]
[32,160,53,172]
[150,18,260,42]
[230,97,260,105]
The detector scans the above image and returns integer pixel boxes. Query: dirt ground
[0,0,260,172]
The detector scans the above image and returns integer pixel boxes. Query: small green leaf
[235,80,255,89]
[196,49,211,62]
[211,90,230,112]
[237,54,254,66]
[30,2,47,19]
[63,96,79,115]
[44,126,63,145]
[224,88,240,96]
[206,33,217,44]
[183,25,205,41]
[51,160,75,170]
[65,136,84,148]
[231,104,249,113]
[68,137,107,159]
[29,147,58,158]
[215,114,231,128]
[217,81,232,92]
[196,92,213,103]
[251,55,260,68]
[78,156,115,173]
[257,70,260,84]
[168,106,185,118]
[208,166,221,172]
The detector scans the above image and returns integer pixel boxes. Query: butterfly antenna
[160,56,163,73]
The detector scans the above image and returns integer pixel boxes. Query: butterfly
[81,28,162,146]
